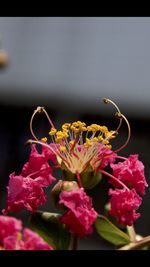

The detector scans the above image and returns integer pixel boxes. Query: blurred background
[0,17,150,250]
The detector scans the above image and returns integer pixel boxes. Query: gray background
[0,17,150,117]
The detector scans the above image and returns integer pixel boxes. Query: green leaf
[30,211,71,250]
[95,215,130,246]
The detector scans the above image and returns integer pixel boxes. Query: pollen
[41,137,47,142]
[54,130,69,143]
[103,140,109,145]
[92,137,98,142]
[98,136,104,142]
[106,144,112,150]
[49,128,57,136]
[70,121,87,133]
[87,124,98,132]
[69,140,75,145]
[100,126,109,134]
[62,123,71,130]
[59,146,67,152]
[84,138,93,148]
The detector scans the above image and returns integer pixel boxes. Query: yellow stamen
[100,126,109,134]
[87,124,101,132]
[98,136,104,142]
[69,140,75,145]
[92,137,98,142]
[62,123,71,129]
[49,128,57,136]
[41,137,47,142]
[59,146,67,152]
[103,140,109,145]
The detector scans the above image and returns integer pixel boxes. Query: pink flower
[3,234,25,250]
[3,145,56,214]
[97,144,117,169]
[42,143,58,164]
[3,173,47,214]
[0,215,53,250]
[110,155,148,195]
[0,215,22,248]
[109,188,142,226]
[21,228,53,250]
[59,188,98,238]
[22,144,56,187]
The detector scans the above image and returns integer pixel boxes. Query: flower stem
[70,234,79,250]
[127,225,137,242]
[118,235,150,250]
[99,169,129,191]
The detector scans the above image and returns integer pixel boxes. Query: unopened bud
[51,180,79,208]
[81,169,102,190]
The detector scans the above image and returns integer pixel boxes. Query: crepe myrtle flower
[27,97,146,183]
[27,99,119,177]
[108,188,142,226]
[59,187,98,238]
[26,98,123,189]
[110,154,148,195]
[3,144,56,214]
[0,215,53,250]
[3,98,148,227]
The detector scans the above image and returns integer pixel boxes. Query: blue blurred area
[0,17,150,250]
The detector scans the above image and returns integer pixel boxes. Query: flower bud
[80,169,102,190]
[51,180,79,208]
[62,166,102,190]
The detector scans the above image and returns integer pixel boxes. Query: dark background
[0,17,150,249]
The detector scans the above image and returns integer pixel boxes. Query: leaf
[30,211,71,250]
[94,215,130,246]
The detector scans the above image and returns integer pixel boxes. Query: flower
[59,188,98,238]
[21,228,53,250]
[0,215,22,248]
[3,173,47,214]
[97,144,117,169]
[3,144,57,214]
[110,155,148,195]
[22,144,56,187]
[48,123,117,175]
[27,100,137,191]
[29,105,119,178]
[0,215,53,250]
[109,188,142,226]
[42,143,58,164]
[3,98,147,233]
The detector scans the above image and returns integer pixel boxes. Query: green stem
[127,225,136,242]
